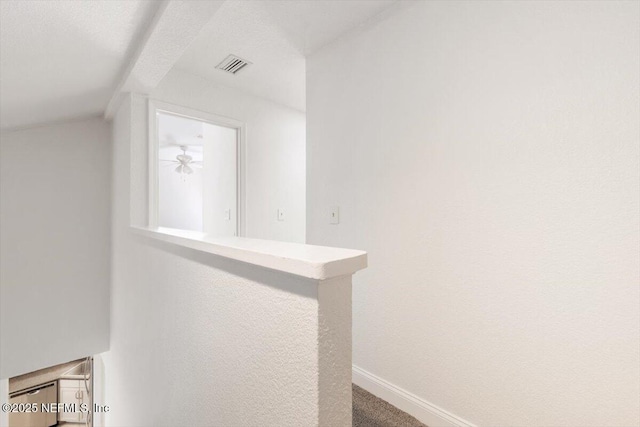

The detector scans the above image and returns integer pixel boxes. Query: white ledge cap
[132,226,367,280]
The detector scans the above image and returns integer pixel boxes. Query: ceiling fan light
[175,164,194,175]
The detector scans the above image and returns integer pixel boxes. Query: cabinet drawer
[58,379,82,389]
[9,382,56,427]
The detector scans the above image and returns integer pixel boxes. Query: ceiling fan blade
[161,159,178,168]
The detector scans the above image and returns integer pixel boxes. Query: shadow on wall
[133,233,317,299]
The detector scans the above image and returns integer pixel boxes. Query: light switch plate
[277,208,285,221]
[330,206,340,224]
[224,209,231,221]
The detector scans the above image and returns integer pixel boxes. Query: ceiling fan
[160,145,202,177]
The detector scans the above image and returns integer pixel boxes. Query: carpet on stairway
[352,383,428,427]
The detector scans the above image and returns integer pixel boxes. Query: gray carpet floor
[353,384,428,427]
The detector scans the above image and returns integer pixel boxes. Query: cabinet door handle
[27,390,40,396]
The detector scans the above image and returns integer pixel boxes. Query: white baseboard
[352,365,476,427]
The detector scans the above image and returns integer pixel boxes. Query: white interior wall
[0,379,7,427]
[0,117,111,379]
[152,69,306,243]
[203,124,237,236]
[307,1,640,426]
[103,95,322,426]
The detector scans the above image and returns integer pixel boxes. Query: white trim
[147,99,159,228]
[131,226,367,280]
[236,122,247,237]
[147,99,246,236]
[352,365,477,427]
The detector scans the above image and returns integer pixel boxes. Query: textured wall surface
[152,69,306,243]
[0,118,111,379]
[318,276,352,427]
[103,95,351,426]
[307,1,640,426]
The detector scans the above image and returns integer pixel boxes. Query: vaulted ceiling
[174,0,399,112]
[0,0,400,130]
[0,0,160,130]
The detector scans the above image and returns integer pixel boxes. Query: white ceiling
[174,0,399,112]
[0,0,399,129]
[0,0,159,130]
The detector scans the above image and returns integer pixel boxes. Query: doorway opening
[149,101,245,237]
[8,357,93,427]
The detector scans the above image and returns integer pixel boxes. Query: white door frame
[147,99,246,236]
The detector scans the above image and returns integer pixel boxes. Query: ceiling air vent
[215,54,251,75]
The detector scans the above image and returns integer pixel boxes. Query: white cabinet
[58,379,88,423]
